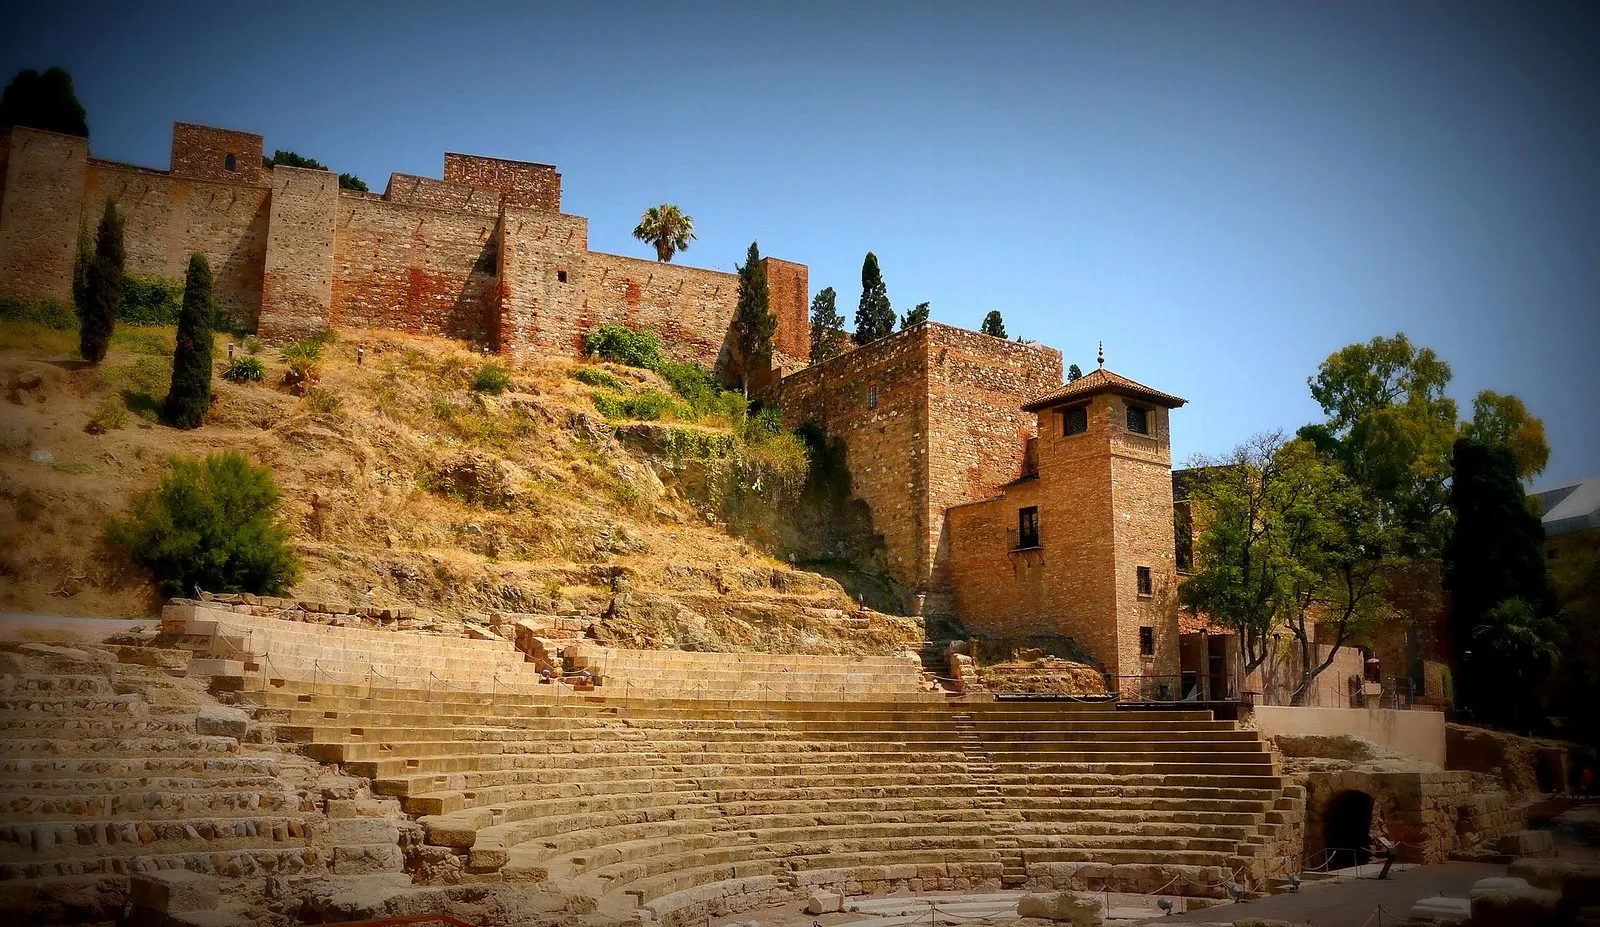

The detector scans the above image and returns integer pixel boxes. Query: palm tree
[632,205,696,262]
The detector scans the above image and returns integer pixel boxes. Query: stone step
[0,755,279,780]
[0,717,196,738]
[1,676,116,696]
[0,735,241,758]
[0,787,302,820]
[0,845,323,880]
[0,815,318,863]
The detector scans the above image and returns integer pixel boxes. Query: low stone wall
[1254,706,1445,766]
[1300,769,1521,866]
[1022,861,1233,899]
[180,594,422,629]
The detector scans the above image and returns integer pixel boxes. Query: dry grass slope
[0,322,919,655]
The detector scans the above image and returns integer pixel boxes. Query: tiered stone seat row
[564,642,936,701]
[0,669,325,890]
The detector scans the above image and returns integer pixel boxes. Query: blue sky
[6,1,1597,484]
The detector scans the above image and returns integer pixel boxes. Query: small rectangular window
[868,386,878,409]
[1062,404,1088,436]
[1126,405,1149,435]
[1017,506,1040,549]
[556,269,568,283]
[224,153,237,172]
[1139,626,1155,656]
[1136,566,1152,596]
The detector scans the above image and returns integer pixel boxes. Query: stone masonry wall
[260,166,338,341]
[763,257,810,360]
[0,128,86,303]
[170,122,268,187]
[584,251,739,369]
[773,327,932,591]
[331,193,500,341]
[0,122,807,375]
[383,173,503,216]
[925,326,1062,601]
[497,207,591,358]
[442,153,560,212]
[85,161,271,329]
[1107,402,1181,683]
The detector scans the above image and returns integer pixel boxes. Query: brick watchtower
[946,356,1187,689]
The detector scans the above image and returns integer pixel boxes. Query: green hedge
[120,273,184,325]
[0,295,75,330]
[583,322,664,369]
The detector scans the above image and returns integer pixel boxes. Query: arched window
[224,153,236,172]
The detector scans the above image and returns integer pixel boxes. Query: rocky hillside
[0,322,919,655]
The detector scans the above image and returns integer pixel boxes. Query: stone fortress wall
[0,122,807,372]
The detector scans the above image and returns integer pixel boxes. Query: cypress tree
[731,241,775,392]
[79,200,123,363]
[809,287,845,363]
[853,252,894,345]
[980,310,1006,339]
[164,254,215,429]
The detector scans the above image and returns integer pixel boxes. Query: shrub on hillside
[279,339,322,389]
[471,362,511,394]
[583,322,663,369]
[120,273,184,325]
[106,451,300,596]
[573,366,625,390]
[591,388,681,422]
[0,295,76,330]
[222,356,265,383]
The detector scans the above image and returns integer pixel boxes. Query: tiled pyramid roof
[1022,366,1187,412]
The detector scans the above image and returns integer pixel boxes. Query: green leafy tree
[1182,433,1401,705]
[106,451,300,596]
[0,67,87,136]
[79,200,124,363]
[853,252,894,345]
[899,302,930,330]
[632,204,696,263]
[980,311,1006,339]
[1180,434,1300,677]
[1068,364,1083,382]
[732,241,775,394]
[163,255,214,429]
[1302,333,1458,555]
[1443,437,1558,725]
[337,173,368,192]
[1463,390,1549,480]
[265,149,327,170]
[809,286,845,363]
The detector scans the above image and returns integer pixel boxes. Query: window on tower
[1136,566,1153,596]
[1126,404,1150,435]
[1063,404,1088,436]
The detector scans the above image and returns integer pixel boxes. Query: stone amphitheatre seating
[174,607,1304,926]
[0,642,380,922]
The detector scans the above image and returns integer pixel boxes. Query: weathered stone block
[1016,892,1104,925]
[130,871,219,914]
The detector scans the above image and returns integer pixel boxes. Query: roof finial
[1097,341,1104,369]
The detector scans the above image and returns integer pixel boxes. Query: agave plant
[632,204,696,263]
